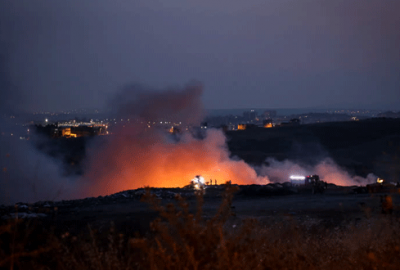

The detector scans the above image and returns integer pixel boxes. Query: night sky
[1,0,399,112]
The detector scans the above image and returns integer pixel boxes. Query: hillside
[227,118,400,180]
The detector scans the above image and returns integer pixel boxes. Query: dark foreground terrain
[2,184,399,234]
[1,184,400,269]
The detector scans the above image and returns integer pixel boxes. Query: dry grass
[1,185,400,270]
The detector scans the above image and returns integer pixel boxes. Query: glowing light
[191,175,206,190]
[377,178,384,184]
[237,124,246,130]
[290,175,305,180]
[264,123,273,128]
[82,129,270,197]
[192,175,205,184]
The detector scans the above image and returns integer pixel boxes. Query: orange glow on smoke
[83,129,268,197]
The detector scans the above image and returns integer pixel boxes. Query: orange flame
[82,129,268,197]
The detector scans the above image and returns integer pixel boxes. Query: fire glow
[78,83,377,199]
[80,84,269,197]
[81,126,269,195]
[82,128,269,197]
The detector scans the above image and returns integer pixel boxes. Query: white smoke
[258,157,377,186]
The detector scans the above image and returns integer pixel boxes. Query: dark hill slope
[226,118,400,180]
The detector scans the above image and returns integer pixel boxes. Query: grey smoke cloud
[0,80,379,204]
[80,83,269,197]
[111,82,205,125]
[0,132,77,204]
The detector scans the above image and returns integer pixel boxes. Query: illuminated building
[263,119,273,128]
[61,128,77,138]
[237,124,246,130]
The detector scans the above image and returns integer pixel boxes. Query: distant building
[278,118,300,127]
[237,124,259,130]
[377,111,400,118]
[263,119,273,128]
[245,124,259,130]
[237,124,246,130]
[62,127,77,138]
[227,124,236,131]
[263,110,277,119]
[243,110,258,122]
[290,118,300,125]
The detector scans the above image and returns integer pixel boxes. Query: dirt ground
[4,185,397,238]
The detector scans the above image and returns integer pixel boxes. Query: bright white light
[290,175,305,180]
[192,175,205,184]
[198,176,205,184]
[192,175,204,184]
[191,175,205,190]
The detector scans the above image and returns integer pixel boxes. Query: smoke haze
[259,158,376,186]
[0,83,380,204]
[81,83,269,197]
[0,133,77,204]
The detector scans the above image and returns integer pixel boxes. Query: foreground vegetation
[1,186,400,270]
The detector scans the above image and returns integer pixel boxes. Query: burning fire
[78,83,376,199]
[82,128,269,197]
[79,84,271,197]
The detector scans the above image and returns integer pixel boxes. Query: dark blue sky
[1,0,399,112]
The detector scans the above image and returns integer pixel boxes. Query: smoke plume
[0,132,77,204]
[77,82,379,198]
[0,41,76,204]
[81,83,268,197]
[1,81,380,204]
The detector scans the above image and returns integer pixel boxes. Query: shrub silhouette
[1,183,400,269]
